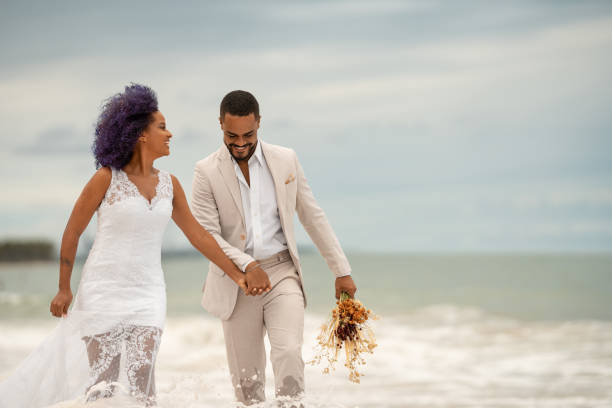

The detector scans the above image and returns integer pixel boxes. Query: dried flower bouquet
[309,292,378,383]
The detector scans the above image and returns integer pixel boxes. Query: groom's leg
[222,289,266,405]
[263,260,305,401]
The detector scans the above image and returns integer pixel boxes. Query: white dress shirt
[232,140,288,270]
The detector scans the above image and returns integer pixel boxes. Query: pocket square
[284,174,296,184]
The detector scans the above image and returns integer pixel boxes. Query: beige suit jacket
[191,141,351,320]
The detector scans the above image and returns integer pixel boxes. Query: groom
[191,90,356,405]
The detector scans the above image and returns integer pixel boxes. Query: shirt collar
[252,140,263,165]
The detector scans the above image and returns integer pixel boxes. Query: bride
[0,84,250,407]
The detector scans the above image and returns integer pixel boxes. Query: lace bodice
[76,166,173,311]
[102,168,173,210]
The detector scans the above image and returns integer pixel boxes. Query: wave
[0,291,42,306]
[1,306,612,407]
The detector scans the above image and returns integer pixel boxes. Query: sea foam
[1,306,611,407]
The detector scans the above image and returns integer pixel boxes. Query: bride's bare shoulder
[168,173,181,189]
[84,167,113,193]
[93,166,112,182]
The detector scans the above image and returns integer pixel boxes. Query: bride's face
[141,111,172,157]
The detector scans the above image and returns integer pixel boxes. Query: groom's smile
[229,143,253,158]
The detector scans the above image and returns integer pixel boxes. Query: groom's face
[220,113,260,162]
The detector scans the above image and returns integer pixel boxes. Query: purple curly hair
[92,84,158,169]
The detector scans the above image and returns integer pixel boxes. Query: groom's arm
[293,151,356,297]
[191,164,256,273]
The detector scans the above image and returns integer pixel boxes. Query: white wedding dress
[0,168,173,407]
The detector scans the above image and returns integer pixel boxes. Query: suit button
[240,234,246,240]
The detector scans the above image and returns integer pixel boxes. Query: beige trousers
[221,250,305,405]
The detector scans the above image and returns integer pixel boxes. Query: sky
[1,0,611,253]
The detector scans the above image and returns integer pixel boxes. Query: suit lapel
[217,146,246,226]
[261,142,287,222]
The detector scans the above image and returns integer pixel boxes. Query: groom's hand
[335,275,357,299]
[245,261,272,296]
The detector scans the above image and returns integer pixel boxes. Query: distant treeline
[0,239,55,262]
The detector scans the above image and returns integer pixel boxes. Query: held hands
[50,289,73,317]
[236,276,249,295]
[243,261,272,296]
[335,275,357,299]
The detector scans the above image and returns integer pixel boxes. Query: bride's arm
[170,175,247,293]
[50,167,111,317]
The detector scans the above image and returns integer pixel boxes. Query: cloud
[512,186,612,210]
[1,3,611,251]
[15,125,90,155]
[263,0,435,21]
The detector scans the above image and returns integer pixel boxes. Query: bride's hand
[236,276,249,295]
[50,289,73,317]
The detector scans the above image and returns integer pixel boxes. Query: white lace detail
[102,168,173,209]
[85,325,162,406]
[154,170,173,208]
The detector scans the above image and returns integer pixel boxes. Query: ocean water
[1,252,612,407]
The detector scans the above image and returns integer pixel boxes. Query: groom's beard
[227,141,256,162]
